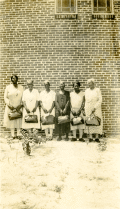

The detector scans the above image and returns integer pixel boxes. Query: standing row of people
[4,75,103,142]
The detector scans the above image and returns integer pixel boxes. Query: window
[55,0,77,14]
[92,0,114,14]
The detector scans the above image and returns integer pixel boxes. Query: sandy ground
[0,136,120,209]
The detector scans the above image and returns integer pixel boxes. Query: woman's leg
[50,128,53,137]
[11,128,15,138]
[71,129,77,141]
[49,128,53,140]
[17,128,21,136]
[95,133,100,142]
[57,125,62,141]
[78,128,85,142]
[72,130,76,138]
[96,133,98,138]
[79,128,83,139]
[45,128,49,138]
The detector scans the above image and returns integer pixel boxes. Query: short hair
[27,80,33,85]
[87,78,95,84]
[73,81,81,87]
[44,80,50,86]
[60,81,65,85]
[11,75,18,82]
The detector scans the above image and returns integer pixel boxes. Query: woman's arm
[4,86,15,110]
[55,93,62,114]
[94,88,102,109]
[91,89,102,114]
[40,101,48,113]
[76,95,85,116]
[32,100,39,113]
[70,92,77,116]
[23,101,30,113]
[48,101,55,114]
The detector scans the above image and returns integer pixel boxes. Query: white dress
[22,88,40,129]
[3,84,23,128]
[39,90,55,130]
[70,91,85,130]
[84,87,103,135]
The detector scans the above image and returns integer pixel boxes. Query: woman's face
[74,83,80,92]
[12,76,17,84]
[45,83,50,91]
[88,81,95,90]
[27,83,33,91]
[60,83,65,90]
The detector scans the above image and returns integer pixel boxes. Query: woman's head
[44,80,50,91]
[27,80,33,91]
[87,78,95,90]
[73,81,81,92]
[59,81,65,90]
[11,75,18,84]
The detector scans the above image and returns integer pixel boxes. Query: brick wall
[0,0,120,135]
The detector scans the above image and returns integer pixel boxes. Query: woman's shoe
[71,138,77,141]
[89,138,93,142]
[11,136,16,140]
[57,137,62,141]
[79,138,85,142]
[16,136,22,140]
[95,138,100,143]
[49,136,53,141]
[65,138,69,141]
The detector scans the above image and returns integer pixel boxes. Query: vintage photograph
[0,0,120,208]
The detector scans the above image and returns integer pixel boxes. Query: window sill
[55,13,77,19]
[92,14,115,19]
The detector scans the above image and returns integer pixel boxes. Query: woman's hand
[71,110,77,116]
[43,108,48,114]
[26,108,30,114]
[48,109,52,114]
[32,107,36,113]
[59,109,63,115]
[91,108,96,114]
[8,105,15,111]
[16,105,22,112]
[62,109,66,115]
[76,110,81,116]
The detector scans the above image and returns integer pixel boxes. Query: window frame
[92,0,114,15]
[55,0,77,15]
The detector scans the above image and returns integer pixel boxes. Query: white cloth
[70,91,85,130]
[3,84,23,129]
[84,87,103,134]
[22,88,40,129]
[39,90,55,130]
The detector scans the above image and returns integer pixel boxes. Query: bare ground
[0,136,120,209]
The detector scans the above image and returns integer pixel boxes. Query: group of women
[4,75,103,142]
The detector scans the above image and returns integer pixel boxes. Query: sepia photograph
[0,0,120,208]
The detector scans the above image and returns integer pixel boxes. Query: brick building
[0,0,120,135]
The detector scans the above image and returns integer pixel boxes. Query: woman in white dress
[4,75,23,139]
[22,80,40,130]
[85,78,103,142]
[39,80,55,140]
[70,81,85,141]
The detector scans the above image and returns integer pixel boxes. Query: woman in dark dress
[55,81,70,141]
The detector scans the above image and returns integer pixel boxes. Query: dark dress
[55,90,70,135]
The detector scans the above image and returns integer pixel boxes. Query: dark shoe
[95,138,100,143]
[11,136,16,140]
[16,136,22,140]
[57,137,62,141]
[71,138,77,141]
[49,137,53,141]
[89,138,93,142]
[79,138,85,142]
[65,138,69,141]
